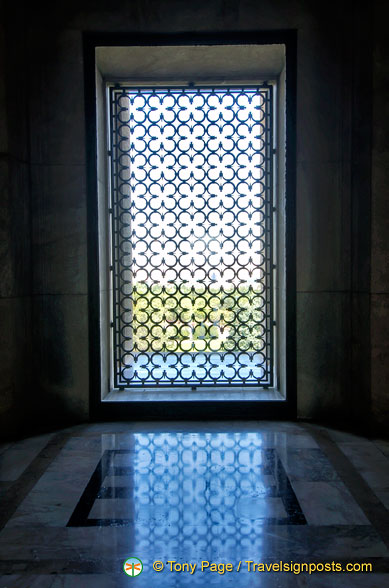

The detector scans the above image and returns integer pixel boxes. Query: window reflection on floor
[68,433,306,566]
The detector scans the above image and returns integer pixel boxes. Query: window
[88,35,296,414]
[108,84,275,390]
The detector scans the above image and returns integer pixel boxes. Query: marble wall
[0,0,387,435]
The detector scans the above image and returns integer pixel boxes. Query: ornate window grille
[108,84,275,389]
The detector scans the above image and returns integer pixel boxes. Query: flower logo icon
[123,556,143,577]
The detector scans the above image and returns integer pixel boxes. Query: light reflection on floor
[0,423,388,587]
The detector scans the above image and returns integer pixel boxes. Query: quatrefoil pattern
[109,86,274,388]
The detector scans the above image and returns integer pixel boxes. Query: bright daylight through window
[108,83,276,390]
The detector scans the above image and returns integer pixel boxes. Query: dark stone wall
[371,0,389,434]
[0,0,387,436]
[0,2,33,436]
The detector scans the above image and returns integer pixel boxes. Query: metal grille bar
[109,84,274,389]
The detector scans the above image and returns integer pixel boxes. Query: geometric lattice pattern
[109,86,274,388]
[68,433,306,529]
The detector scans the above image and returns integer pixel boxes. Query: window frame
[84,31,297,420]
[109,82,275,390]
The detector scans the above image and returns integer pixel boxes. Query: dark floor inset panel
[68,433,306,527]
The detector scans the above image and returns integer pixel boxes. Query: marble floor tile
[0,461,26,485]
[0,527,136,560]
[0,576,119,588]
[0,444,11,457]
[0,569,387,588]
[0,433,53,482]
[102,475,135,488]
[88,498,136,520]
[291,480,369,525]
[324,428,371,444]
[85,421,306,435]
[0,423,387,587]
[293,574,388,588]
[61,436,106,453]
[277,448,339,481]
[2,522,386,562]
[0,573,303,588]
[112,452,137,466]
[103,431,319,453]
[0,483,12,501]
[89,495,288,522]
[373,439,389,460]
[5,451,101,528]
[373,488,389,510]
[236,496,287,519]
[9,434,54,453]
[339,443,389,492]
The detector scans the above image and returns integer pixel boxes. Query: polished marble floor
[0,422,388,587]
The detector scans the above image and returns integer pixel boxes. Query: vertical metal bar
[110,88,119,388]
[268,85,274,388]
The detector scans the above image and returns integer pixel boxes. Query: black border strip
[0,430,78,531]
[84,31,297,421]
